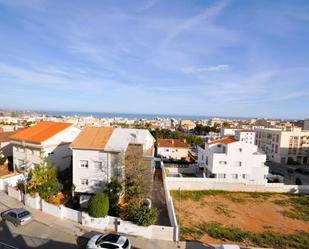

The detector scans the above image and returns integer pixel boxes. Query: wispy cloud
[182,64,231,73]
[163,0,230,45]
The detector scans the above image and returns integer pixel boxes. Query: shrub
[16,183,26,193]
[124,204,158,226]
[0,155,7,165]
[102,179,123,216]
[88,193,109,218]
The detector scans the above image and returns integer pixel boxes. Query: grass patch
[181,222,309,249]
[214,204,235,218]
[170,190,226,201]
[274,195,309,221]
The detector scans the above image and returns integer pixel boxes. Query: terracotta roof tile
[157,139,188,148]
[208,137,237,145]
[70,126,114,149]
[9,122,72,143]
[0,132,15,143]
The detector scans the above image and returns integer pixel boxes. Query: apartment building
[10,122,81,172]
[304,119,309,131]
[255,127,309,164]
[71,127,154,195]
[198,138,268,183]
[156,139,189,160]
[235,130,255,144]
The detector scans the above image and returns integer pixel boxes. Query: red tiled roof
[208,137,237,145]
[0,132,15,143]
[157,139,189,148]
[9,122,72,144]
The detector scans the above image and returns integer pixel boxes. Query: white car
[215,245,241,249]
[86,233,131,249]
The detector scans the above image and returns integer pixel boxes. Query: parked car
[86,233,131,249]
[295,168,309,175]
[1,208,32,226]
[215,245,241,249]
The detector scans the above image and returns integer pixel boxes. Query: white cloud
[183,64,231,73]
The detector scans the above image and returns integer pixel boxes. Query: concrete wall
[166,177,309,193]
[7,185,22,201]
[42,200,62,218]
[62,206,82,223]
[25,193,41,209]
[0,174,25,192]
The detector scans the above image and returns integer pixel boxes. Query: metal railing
[0,242,18,249]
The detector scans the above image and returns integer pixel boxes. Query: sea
[39,110,251,121]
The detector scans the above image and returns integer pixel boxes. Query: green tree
[88,193,109,217]
[102,179,123,216]
[27,162,63,199]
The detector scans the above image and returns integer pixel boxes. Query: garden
[171,190,309,249]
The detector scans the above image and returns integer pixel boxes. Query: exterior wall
[304,120,309,131]
[167,177,309,193]
[255,128,309,164]
[157,147,188,160]
[72,149,118,193]
[235,131,255,145]
[0,174,25,191]
[25,193,42,209]
[7,185,22,201]
[42,200,62,218]
[220,128,239,137]
[200,141,268,183]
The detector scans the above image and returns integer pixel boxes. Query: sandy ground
[172,192,309,243]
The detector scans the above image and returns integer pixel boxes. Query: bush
[88,193,109,218]
[102,179,123,216]
[38,180,63,199]
[124,204,158,226]
[0,155,7,165]
[16,183,26,193]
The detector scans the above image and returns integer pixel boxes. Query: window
[217,144,221,148]
[242,174,247,179]
[238,161,242,166]
[217,173,226,179]
[219,161,227,165]
[80,179,88,186]
[80,160,89,168]
[231,174,238,179]
[100,243,118,249]
[239,148,242,152]
[48,152,54,156]
[93,161,102,169]
[93,180,103,188]
[165,149,169,152]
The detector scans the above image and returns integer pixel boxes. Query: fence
[25,193,41,209]
[166,177,309,193]
[7,186,22,202]
[162,164,179,241]
[0,241,18,249]
[62,206,83,223]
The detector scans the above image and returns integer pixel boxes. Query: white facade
[220,128,239,137]
[198,139,268,183]
[255,127,309,164]
[11,126,81,171]
[235,130,255,145]
[72,149,121,193]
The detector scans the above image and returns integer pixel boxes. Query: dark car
[1,208,32,226]
[295,168,309,175]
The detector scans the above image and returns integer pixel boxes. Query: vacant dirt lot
[171,191,309,246]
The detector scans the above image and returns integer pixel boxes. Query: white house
[156,139,189,160]
[10,122,81,172]
[235,130,255,145]
[198,137,268,183]
[220,128,240,137]
[71,127,155,195]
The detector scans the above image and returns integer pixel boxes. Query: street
[266,162,309,185]
[0,191,215,249]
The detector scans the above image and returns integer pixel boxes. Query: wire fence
[0,242,18,249]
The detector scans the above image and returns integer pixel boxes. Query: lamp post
[23,170,28,205]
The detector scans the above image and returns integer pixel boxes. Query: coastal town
[1,0,309,248]
[0,110,308,248]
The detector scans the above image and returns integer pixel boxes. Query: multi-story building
[197,137,268,183]
[156,139,189,160]
[255,127,309,164]
[10,122,81,172]
[71,127,154,195]
[304,119,309,131]
[235,130,255,144]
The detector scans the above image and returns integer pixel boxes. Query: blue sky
[0,0,309,119]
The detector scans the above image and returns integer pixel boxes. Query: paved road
[0,191,217,249]
[266,162,309,185]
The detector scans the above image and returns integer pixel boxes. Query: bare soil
[172,192,309,243]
